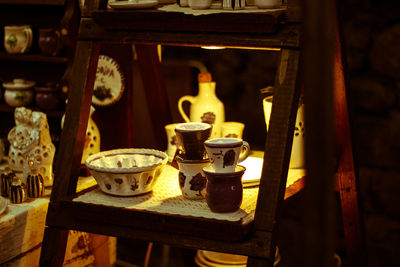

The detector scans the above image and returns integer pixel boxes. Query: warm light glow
[201,46,281,51]
[201,46,226,50]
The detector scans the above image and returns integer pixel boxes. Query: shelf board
[0,0,65,5]
[92,5,286,34]
[0,103,64,117]
[0,52,68,63]
[46,165,305,256]
[79,5,300,49]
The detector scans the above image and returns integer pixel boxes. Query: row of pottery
[2,78,62,110]
[0,168,45,204]
[177,0,281,10]
[4,25,63,56]
[174,122,250,213]
[84,122,250,213]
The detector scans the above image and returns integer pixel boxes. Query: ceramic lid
[34,82,60,92]
[3,79,35,90]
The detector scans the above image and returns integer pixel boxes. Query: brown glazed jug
[203,165,246,213]
[38,28,63,56]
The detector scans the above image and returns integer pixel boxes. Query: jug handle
[22,27,33,53]
[178,95,194,123]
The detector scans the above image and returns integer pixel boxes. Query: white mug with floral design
[4,25,33,54]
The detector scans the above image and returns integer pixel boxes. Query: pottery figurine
[178,73,225,138]
[222,0,245,9]
[26,171,45,198]
[3,79,35,107]
[1,169,15,197]
[7,107,56,186]
[9,177,27,204]
[4,25,33,54]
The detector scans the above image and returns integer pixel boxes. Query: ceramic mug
[263,95,305,169]
[204,138,250,173]
[221,122,245,139]
[164,123,180,162]
[4,25,33,54]
[176,156,209,199]
[203,165,245,213]
[175,122,212,160]
[38,28,63,56]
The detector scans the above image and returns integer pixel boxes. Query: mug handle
[22,27,33,53]
[54,29,63,56]
[238,141,250,163]
[177,95,195,123]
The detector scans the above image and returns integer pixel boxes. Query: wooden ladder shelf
[39,0,364,266]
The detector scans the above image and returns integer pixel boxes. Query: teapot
[178,73,225,138]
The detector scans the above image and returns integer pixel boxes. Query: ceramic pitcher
[178,73,225,138]
[4,25,33,54]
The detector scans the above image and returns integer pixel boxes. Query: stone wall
[339,0,400,265]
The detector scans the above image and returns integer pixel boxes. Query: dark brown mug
[174,122,212,160]
[38,28,63,56]
[203,165,245,213]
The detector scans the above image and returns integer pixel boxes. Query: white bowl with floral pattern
[85,148,168,196]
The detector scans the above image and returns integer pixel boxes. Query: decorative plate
[92,55,125,107]
[108,0,159,9]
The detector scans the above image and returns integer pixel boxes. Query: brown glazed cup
[175,122,212,160]
[203,165,246,213]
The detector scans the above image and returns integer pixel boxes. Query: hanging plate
[92,55,125,107]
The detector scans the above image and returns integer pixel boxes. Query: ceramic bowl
[188,0,212,9]
[3,79,35,107]
[85,148,168,196]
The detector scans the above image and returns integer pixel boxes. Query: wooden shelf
[0,52,68,63]
[0,103,65,117]
[46,165,305,256]
[0,0,65,5]
[78,5,300,49]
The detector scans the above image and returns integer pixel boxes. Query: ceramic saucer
[0,197,8,216]
[241,157,263,186]
[109,0,159,9]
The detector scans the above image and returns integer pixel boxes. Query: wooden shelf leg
[40,40,101,266]
[334,17,366,266]
[39,227,69,266]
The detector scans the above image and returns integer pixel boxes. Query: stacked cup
[203,138,250,213]
[174,122,212,200]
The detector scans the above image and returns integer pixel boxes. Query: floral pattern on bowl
[85,148,168,196]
